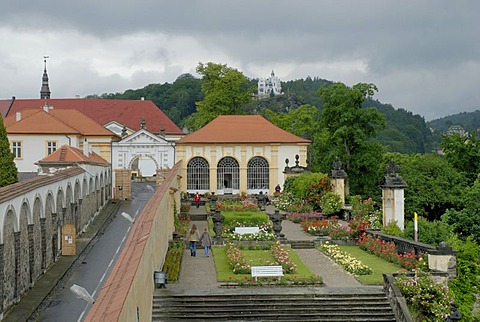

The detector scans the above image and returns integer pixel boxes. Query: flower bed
[225,242,297,274]
[301,218,341,236]
[320,242,372,275]
[216,199,257,212]
[286,211,323,223]
[357,233,421,270]
[395,270,454,321]
[271,241,296,273]
[225,243,251,274]
[162,241,184,281]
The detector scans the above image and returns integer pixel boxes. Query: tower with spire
[40,56,51,99]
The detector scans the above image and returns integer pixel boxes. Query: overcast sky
[1,1,479,121]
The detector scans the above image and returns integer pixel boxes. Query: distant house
[257,70,282,99]
[447,125,467,136]
[175,115,310,195]
[4,107,119,175]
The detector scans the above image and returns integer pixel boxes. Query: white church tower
[258,70,282,99]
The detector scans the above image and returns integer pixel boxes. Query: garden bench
[234,227,260,235]
[251,265,284,282]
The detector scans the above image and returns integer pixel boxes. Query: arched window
[187,157,210,190]
[217,157,239,190]
[247,157,269,189]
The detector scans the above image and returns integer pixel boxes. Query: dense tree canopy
[0,116,18,187]
[386,152,467,221]
[440,131,480,185]
[87,73,202,127]
[315,82,386,196]
[443,175,480,244]
[184,62,254,131]
[265,104,319,140]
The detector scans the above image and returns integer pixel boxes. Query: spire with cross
[40,56,51,99]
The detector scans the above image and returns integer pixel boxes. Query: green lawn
[212,245,317,282]
[337,245,406,284]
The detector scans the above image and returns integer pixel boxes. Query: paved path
[167,205,362,290]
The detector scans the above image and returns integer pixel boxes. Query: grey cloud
[1,0,479,119]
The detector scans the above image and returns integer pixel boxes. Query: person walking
[194,192,201,208]
[187,224,201,257]
[200,227,212,257]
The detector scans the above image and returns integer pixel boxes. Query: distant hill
[88,74,434,154]
[427,110,480,133]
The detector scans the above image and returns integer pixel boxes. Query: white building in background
[258,71,283,98]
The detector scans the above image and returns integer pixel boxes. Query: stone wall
[0,166,111,316]
[86,161,182,322]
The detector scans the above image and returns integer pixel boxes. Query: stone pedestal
[329,157,348,206]
[379,160,407,230]
[428,242,457,278]
[115,169,132,200]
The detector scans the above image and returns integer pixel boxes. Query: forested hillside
[88,74,434,153]
[427,110,480,133]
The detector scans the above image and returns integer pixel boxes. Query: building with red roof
[1,97,184,139]
[4,107,119,174]
[176,115,310,195]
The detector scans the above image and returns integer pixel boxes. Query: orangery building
[175,115,310,195]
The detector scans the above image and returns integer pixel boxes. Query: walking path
[167,205,363,290]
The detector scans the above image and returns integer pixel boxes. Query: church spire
[40,56,51,99]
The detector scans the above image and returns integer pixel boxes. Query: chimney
[16,112,21,121]
[43,103,49,112]
[83,138,89,156]
[140,97,145,101]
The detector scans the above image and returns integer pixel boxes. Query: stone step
[152,311,396,321]
[188,213,208,221]
[152,291,396,321]
[289,240,316,249]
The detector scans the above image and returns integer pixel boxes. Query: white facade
[258,71,282,98]
[111,129,175,183]
[9,134,80,173]
[9,133,112,173]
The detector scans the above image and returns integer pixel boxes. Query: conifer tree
[0,116,18,187]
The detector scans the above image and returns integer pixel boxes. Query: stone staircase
[188,213,208,221]
[289,240,316,249]
[152,288,396,321]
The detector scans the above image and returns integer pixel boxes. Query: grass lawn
[338,245,406,284]
[212,245,317,282]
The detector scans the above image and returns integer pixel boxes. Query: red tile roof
[2,98,184,135]
[0,99,14,118]
[177,115,311,144]
[38,145,109,164]
[4,108,117,137]
[0,167,85,203]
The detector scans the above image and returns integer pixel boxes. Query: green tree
[443,175,480,244]
[315,82,386,196]
[266,104,319,140]
[386,152,467,221]
[440,131,480,184]
[0,116,18,187]
[185,62,253,131]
